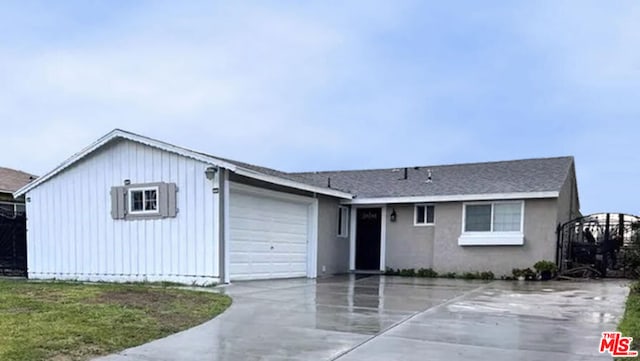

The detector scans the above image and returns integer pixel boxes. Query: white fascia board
[343,191,559,205]
[233,168,353,199]
[14,129,238,197]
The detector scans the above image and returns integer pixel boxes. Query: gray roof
[0,167,36,193]
[291,156,574,198]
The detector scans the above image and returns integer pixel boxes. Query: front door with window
[355,208,382,270]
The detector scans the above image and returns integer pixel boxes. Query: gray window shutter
[110,186,126,219]
[158,183,178,218]
[167,182,178,217]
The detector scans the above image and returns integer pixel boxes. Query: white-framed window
[459,201,524,246]
[128,187,159,214]
[337,206,349,237]
[414,204,435,225]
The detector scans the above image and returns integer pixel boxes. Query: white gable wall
[25,139,220,284]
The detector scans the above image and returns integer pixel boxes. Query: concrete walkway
[95,276,630,361]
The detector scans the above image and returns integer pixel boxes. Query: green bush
[479,271,495,280]
[417,268,438,278]
[399,268,416,277]
[461,272,478,279]
[533,260,557,273]
[385,268,399,276]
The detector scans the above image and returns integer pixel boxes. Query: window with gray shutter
[111,182,178,220]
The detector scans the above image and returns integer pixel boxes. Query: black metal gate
[0,213,27,276]
[557,213,639,278]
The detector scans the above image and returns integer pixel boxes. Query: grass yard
[618,280,640,357]
[0,279,231,361]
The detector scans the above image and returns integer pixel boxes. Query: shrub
[461,272,478,279]
[442,272,457,279]
[479,271,495,280]
[523,268,536,280]
[533,260,558,273]
[385,268,399,276]
[512,268,524,278]
[417,268,438,278]
[399,268,416,277]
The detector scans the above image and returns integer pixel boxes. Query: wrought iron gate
[0,213,27,276]
[557,213,639,278]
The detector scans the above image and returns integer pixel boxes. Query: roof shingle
[291,156,574,198]
[0,167,36,193]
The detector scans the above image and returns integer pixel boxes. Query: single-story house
[0,167,35,216]
[14,129,580,284]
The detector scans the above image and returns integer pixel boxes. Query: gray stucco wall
[430,199,558,277]
[385,204,434,269]
[556,164,580,226]
[316,196,350,276]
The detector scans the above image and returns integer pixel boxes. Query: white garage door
[229,185,311,280]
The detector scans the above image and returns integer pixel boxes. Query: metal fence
[557,213,639,278]
[0,212,27,276]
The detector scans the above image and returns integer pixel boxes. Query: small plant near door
[533,260,558,281]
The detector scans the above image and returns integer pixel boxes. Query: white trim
[344,191,558,205]
[308,198,319,279]
[380,206,387,271]
[233,167,352,199]
[211,168,221,280]
[458,233,524,246]
[27,272,220,286]
[127,186,160,214]
[337,206,349,238]
[349,206,357,271]
[228,182,318,279]
[458,200,525,246]
[223,171,231,284]
[413,204,435,226]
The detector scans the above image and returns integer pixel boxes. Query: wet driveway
[96,276,630,361]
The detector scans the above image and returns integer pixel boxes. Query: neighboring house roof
[293,156,575,204]
[14,129,576,204]
[13,129,352,199]
[0,167,36,194]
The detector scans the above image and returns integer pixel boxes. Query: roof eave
[233,167,353,199]
[14,129,240,197]
[344,191,560,205]
[13,129,353,200]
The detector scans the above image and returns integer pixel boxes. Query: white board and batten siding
[228,183,318,281]
[25,138,221,285]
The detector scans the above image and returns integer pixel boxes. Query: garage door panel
[229,188,311,281]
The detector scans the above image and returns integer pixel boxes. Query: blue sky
[1,1,638,215]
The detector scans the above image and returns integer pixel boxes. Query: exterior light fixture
[390,208,397,222]
[204,166,218,180]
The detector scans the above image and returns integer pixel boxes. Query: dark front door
[356,208,382,270]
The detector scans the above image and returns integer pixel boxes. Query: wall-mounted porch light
[204,166,218,180]
[390,208,397,222]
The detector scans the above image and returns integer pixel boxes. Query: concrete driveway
[97,276,629,361]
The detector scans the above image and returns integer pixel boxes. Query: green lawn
[618,280,640,357]
[0,279,231,361]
